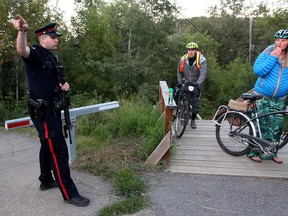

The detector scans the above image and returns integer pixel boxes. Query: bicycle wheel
[216,111,254,156]
[173,99,189,138]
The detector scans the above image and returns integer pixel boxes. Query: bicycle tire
[173,99,189,138]
[216,111,254,156]
[277,133,288,150]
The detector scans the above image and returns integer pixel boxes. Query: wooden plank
[171,152,288,161]
[174,146,224,151]
[169,166,288,178]
[145,131,171,165]
[170,159,288,171]
[170,164,288,174]
[169,119,288,179]
[174,148,288,155]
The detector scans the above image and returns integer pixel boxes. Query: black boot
[65,195,90,207]
[191,114,197,129]
[190,119,197,129]
[39,181,58,191]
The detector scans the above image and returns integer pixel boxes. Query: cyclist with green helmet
[177,42,208,129]
[247,29,288,163]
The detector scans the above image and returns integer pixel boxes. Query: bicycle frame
[173,82,199,138]
[249,109,288,151]
[175,82,199,121]
[212,103,288,154]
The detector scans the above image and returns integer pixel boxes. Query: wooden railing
[144,81,177,165]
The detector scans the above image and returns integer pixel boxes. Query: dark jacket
[177,53,208,91]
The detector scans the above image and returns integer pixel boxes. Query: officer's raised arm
[10,14,30,58]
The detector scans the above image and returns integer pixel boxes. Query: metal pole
[248,17,254,65]
[67,116,77,164]
[16,62,19,101]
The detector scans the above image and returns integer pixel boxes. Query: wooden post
[163,108,173,164]
[144,81,176,165]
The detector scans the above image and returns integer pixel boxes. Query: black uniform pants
[31,107,79,200]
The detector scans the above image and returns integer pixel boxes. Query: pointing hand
[10,14,28,31]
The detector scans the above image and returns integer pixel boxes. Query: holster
[28,99,45,120]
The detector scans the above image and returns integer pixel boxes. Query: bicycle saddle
[241,93,263,101]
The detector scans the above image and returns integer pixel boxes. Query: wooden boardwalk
[169,120,288,179]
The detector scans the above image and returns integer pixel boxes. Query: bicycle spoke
[173,98,188,138]
[216,112,253,156]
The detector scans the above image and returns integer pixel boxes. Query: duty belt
[28,98,52,108]
[35,99,52,107]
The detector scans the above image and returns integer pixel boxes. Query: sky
[50,0,221,25]
[50,0,277,23]
[176,0,220,18]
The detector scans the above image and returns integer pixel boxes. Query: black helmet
[274,29,288,39]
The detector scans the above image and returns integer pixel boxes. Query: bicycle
[211,93,288,158]
[173,80,199,138]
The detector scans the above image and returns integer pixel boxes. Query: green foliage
[62,0,176,99]
[253,9,288,58]
[201,57,257,118]
[0,96,26,125]
[76,98,163,155]
[113,167,146,197]
[97,195,148,216]
[136,82,159,104]
[199,97,216,119]
[96,165,149,216]
[140,114,164,160]
[70,91,103,108]
[3,0,288,118]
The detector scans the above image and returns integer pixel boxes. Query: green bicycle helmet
[275,29,288,39]
[186,42,198,49]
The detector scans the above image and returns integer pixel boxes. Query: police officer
[10,14,90,207]
[177,42,208,129]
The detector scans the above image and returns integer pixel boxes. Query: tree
[63,0,176,101]
[253,9,288,57]
[0,0,66,100]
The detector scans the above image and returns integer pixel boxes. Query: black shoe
[39,181,58,191]
[65,195,90,207]
[190,120,197,129]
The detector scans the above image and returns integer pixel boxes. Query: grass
[98,196,149,216]
[96,166,150,215]
[72,98,165,215]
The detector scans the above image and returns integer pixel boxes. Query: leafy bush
[76,98,164,158]
[0,96,27,125]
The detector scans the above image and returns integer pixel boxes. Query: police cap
[35,23,62,37]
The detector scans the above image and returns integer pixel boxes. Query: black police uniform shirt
[24,44,59,100]
[23,44,62,139]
